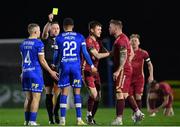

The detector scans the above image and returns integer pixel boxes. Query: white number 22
[63,41,77,56]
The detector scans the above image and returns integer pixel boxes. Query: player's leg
[45,86,54,124]
[163,107,174,116]
[59,87,69,126]
[22,77,32,125]
[111,91,124,125]
[148,92,158,116]
[67,86,75,109]
[59,65,71,126]
[53,84,61,124]
[28,92,41,125]
[43,70,54,124]
[125,75,144,123]
[128,82,139,113]
[91,77,101,125]
[24,91,32,125]
[127,95,144,123]
[135,94,142,109]
[71,67,86,125]
[73,88,87,125]
[111,71,125,125]
[86,87,97,124]
[83,71,98,124]
[163,95,174,116]
[134,79,144,109]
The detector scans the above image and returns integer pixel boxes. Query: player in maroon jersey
[109,19,144,125]
[129,34,154,109]
[82,21,110,125]
[147,80,174,116]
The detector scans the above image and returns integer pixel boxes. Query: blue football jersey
[20,38,44,92]
[55,32,86,88]
[56,32,85,65]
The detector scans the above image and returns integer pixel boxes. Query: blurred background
[0,0,179,108]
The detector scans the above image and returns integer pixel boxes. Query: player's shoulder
[86,36,93,43]
[31,39,44,48]
[56,33,63,39]
[36,39,44,44]
[121,33,129,40]
[76,32,85,38]
[139,48,148,53]
[117,33,129,43]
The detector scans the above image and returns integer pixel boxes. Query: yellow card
[52,8,58,15]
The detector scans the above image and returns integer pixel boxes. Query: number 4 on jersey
[24,50,31,65]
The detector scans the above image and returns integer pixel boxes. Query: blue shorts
[22,71,44,93]
[58,63,82,88]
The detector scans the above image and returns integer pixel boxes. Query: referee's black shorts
[43,69,56,87]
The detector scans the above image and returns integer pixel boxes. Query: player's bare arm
[38,54,59,81]
[146,93,152,112]
[113,46,127,81]
[154,95,169,112]
[90,48,110,59]
[42,14,54,39]
[101,45,109,53]
[147,61,154,82]
[129,45,134,62]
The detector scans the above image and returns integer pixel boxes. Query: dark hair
[130,34,140,39]
[109,19,123,29]
[51,21,59,25]
[88,20,102,31]
[63,18,74,26]
[150,80,158,89]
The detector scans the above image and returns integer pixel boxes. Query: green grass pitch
[0,103,180,126]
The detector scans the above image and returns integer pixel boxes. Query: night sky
[0,0,179,80]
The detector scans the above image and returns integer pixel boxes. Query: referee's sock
[45,94,53,122]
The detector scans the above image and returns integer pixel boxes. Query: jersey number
[24,50,31,65]
[63,41,77,56]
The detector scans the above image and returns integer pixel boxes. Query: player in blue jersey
[53,18,97,126]
[20,23,59,126]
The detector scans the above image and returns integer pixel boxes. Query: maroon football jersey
[159,82,173,96]
[113,33,132,75]
[131,48,149,78]
[83,36,101,71]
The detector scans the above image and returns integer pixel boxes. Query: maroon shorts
[115,69,132,93]
[129,76,144,96]
[83,70,101,91]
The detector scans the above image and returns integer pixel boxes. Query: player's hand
[106,51,110,57]
[109,51,113,57]
[50,70,59,81]
[51,64,58,71]
[48,13,54,22]
[91,67,97,74]
[113,70,120,81]
[148,76,154,83]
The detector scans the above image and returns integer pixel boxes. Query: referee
[41,13,60,124]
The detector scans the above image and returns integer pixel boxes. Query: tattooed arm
[113,46,127,81]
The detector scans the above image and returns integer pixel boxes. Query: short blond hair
[27,23,39,34]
